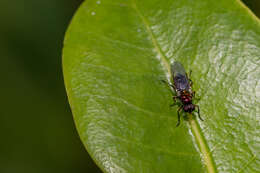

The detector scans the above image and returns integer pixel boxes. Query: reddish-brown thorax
[180,91,192,104]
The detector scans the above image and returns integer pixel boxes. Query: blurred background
[0,0,101,172]
[0,0,258,173]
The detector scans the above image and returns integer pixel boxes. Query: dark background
[0,0,101,172]
[0,0,258,173]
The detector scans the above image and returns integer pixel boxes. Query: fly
[163,61,203,126]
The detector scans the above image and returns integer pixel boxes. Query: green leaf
[63,0,260,172]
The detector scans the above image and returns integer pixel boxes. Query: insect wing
[171,62,190,91]
[171,61,186,77]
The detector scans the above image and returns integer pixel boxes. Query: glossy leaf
[63,0,260,172]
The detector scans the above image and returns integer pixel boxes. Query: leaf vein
[236,155,256,173]
[98,128,198,158]
[86,93,177,121]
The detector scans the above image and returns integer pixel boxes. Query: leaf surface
[63,0,260,172]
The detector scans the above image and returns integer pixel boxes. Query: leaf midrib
[131,0,216,172]
[131,0,171,76]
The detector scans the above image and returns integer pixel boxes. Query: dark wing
[171,61,190,91]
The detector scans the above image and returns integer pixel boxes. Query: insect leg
[189,79,193,87]
[170,96,179,107]
[192,91,201,102]
[186,70,192,78]
[161,80,175,90]
[192,91,196,97]
[186,70,193,87]
[176,106,183,127]
[195,105,204,121]
[161,80,179,107]
[173,96,178,102]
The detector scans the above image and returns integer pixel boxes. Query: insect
[163,61,203,126]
